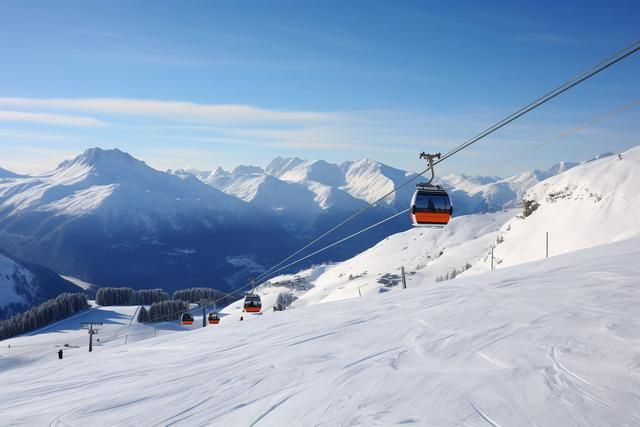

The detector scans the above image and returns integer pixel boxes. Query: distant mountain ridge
[175,154,600,219]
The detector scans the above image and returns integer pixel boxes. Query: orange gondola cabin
[410,184,452,227]
[208,312,220,324]
[181,312,194,325]
[243,294,262,313]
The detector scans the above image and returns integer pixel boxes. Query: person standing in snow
[58,349,63,360]
[240,316,244,321]
[618,153,623,160]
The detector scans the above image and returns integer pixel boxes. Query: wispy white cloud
[0,97,337,124]
[0,128,78,142]
[1,95,637,176]
[0,144,78,175]
[0,110,109,127]
[518,33,578,45]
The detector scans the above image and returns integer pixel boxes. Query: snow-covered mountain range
[0,146,613,296]
[0,148,295,292]
[0,246,78,319]
[174,154,604,220]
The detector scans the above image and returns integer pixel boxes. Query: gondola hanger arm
[418,152,441,186]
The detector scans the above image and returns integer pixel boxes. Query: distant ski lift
[208,312,220,324]
[181,313,194,325]
[243,294,262,313]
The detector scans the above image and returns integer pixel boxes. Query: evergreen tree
[0,293,89,341]
[137,306,149,322]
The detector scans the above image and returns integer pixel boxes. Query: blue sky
[0,0,638,176]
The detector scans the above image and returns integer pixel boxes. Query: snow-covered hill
[467,146,639,273]
[2,238,639,425]
[0,247,78,319]
[220,210,515,318]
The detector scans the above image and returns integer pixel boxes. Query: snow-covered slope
[221,210,516,318]
[0,247,78,319]
[2,238,639,425]
[468,146,639,273]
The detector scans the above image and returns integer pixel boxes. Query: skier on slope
[58,349,63,360]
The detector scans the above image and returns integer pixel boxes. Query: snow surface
[0,304,189,362]
[1,238,640,425]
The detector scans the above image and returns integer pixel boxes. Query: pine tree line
[172,287,240,306]
[95,288,170,306]
[137,300,189,323]
[0,293,89,341]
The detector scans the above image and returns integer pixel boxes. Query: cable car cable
[472,97,640,176]
[261,208,410,280]
[434,40,640,166]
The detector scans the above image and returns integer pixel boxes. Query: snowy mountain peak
[341,158,415,206]
[50,147,157,185]
[58,147,141,171]
[279,159,345,187]
[211,166,228,177]
[547,161,579,175]
[265,157,305,178]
